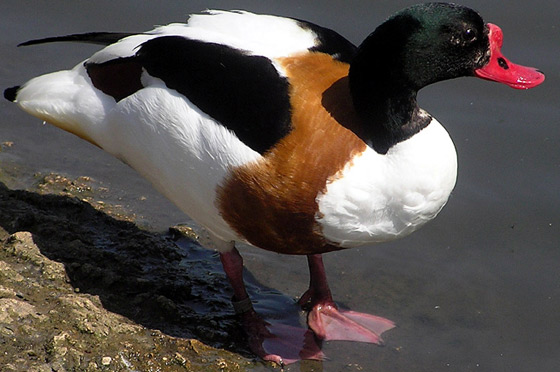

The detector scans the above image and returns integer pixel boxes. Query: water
[1,1,559,371]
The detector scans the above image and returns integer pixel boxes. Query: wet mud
[0,172,267,371]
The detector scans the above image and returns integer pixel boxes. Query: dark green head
[351,3,490,92]
[347,2,544,153]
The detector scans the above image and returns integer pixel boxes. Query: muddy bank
[0,173,266,371]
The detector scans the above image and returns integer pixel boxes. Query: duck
[4,2,544,365]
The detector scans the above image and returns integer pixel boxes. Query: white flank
[15,63,263,250]
[102,77,261,243]
[316,118,458,247]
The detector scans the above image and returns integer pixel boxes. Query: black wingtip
[17,32,137,47]
[4,86,20,102]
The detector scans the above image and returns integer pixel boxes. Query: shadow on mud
[0,180,299,359]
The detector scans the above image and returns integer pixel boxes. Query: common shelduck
[4,2,544,365]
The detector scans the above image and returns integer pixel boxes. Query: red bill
[475,23,545,89]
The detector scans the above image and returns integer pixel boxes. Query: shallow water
[1,1,559,371]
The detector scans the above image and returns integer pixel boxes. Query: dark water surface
[1,1,558,371]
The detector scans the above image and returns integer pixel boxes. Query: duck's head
[350,3,544,96]
[347,3,544,153]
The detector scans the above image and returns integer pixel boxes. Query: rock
[0,298,42,323]
[0,179,256,371]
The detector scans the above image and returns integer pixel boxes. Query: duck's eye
[463,28,477,42]
[450,27,477,46]
[447,25,478,46]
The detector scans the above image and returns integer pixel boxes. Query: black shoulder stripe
[18,32,136,47]
[136,36,292,154]
[86,57,143,102]
[295,19,357,63]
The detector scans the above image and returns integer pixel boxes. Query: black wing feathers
[18,32,136,47]
[295,19,357,63]
[86,57,143,102]
[136,36,292,154]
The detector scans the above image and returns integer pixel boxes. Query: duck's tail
[4,86,19,102]
[4,31,143,148]
[4,30,136,104]
[7,64,115,147]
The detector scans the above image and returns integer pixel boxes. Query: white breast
[315,118,458,247]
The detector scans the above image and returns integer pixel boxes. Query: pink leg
[298,254,333,307]
[299,254,395,344]
[220,248,323,365]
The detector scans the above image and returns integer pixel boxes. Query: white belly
[315,118,457,247]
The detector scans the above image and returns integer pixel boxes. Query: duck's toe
[307,302,395,344]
